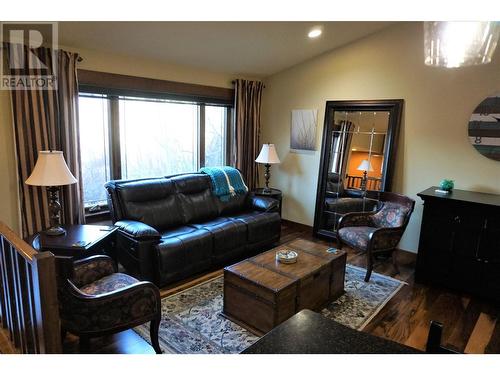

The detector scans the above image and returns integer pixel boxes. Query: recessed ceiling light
[308,28,322,39]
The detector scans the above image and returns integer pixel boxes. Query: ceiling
[59,22,393,77]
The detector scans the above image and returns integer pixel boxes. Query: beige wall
[0,45,238,234]
[261,22,500,252]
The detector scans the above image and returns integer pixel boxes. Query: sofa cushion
[156,226,213,282]
[191,217,247,256]
[371,202,409,228]
[326,172,345,196]
[171,174,218,224]
[228,211,281,244]
[114,178,183,230]
[214,194,248,216]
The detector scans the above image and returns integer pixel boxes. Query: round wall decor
[468,93,500,161]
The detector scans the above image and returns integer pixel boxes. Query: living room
[1,1,500,373]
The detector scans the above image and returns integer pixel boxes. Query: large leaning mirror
[313,99,404,240]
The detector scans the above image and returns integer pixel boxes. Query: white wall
[261,22,500,252]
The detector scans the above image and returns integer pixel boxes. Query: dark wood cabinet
[416,187,500,302]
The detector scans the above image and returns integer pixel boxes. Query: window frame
[77,70,234,218]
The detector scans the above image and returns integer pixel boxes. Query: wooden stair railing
[0,221,61,353]
[346,175,382,191]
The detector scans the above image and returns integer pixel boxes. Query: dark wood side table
[29,224,117,259]
[252,188,283,216]
[29,224,117,279]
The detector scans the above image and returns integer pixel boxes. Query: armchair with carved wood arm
[337,192,415,282]
[58,255,162,353]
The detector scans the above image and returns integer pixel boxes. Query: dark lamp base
[45,226,66,236]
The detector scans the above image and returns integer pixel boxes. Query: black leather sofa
[105,173,281,287]
[324,172,379,228]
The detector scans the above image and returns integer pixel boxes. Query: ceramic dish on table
[276,249,298,264]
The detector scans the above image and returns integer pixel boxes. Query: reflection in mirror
[332,111,389,192]
[314,100,403,240]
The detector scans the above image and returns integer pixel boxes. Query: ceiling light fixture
[424,21,500,68]
[308,28,322,39]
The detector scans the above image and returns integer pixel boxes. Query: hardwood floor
[1,220,499,354]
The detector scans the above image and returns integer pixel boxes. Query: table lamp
[255,144,280,193]
[25,150,77,236]
[357,159,374,191]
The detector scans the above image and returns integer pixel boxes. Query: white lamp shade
[25,151,77,186]
[255,144,281,164]
[357,159,374,172]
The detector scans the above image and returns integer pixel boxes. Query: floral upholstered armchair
[337,192,415,282]
[58,255,162,353]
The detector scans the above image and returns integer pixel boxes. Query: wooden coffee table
[223,238,346,335]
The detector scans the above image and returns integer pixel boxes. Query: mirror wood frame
[313,99,404,240]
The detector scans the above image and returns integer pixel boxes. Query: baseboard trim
[281,219,312,232]
[394,247,417,265]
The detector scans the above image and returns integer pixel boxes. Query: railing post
[31,252,62,354]
[0,221,62,354]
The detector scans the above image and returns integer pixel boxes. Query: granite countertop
[242,309,422,354]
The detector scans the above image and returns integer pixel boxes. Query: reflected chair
[324,172,380,229]
[337,192,415,282]
[58,255,162,353]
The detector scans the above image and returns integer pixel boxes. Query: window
[78,95,111,210]
[205,105,226,167]
[78,93,231,212]
[119,98,200,179]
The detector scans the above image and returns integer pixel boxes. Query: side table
[252,188,283,216]
[30,224,117,258]
[28,224,117,277]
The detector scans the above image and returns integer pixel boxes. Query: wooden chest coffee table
[223,239,346,335]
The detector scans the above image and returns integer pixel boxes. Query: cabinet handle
[484,260,489,264]
[475,240,482,259]
[454,215,461,224]
[449,231,456,253]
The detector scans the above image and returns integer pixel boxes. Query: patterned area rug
[134,264,405,354]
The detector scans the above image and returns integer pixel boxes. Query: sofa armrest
[115,220,161,240]
[248,195,279,212]
[344,189,366,198]
[325,191,341,199]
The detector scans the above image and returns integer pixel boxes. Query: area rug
[134,264,405,354]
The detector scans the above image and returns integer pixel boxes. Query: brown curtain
[233,79,264,189]
[6,44,84,237]
[331,120,355,176]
